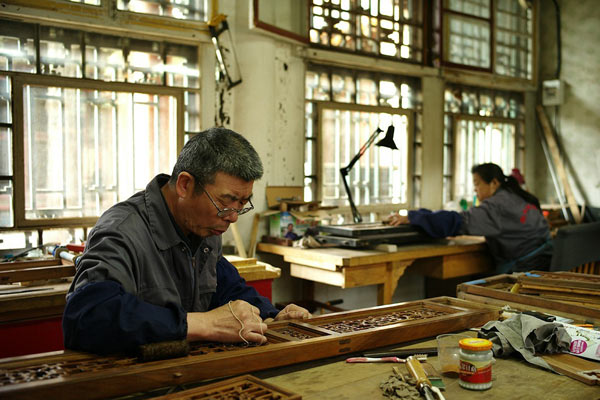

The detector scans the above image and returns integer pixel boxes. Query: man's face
[176,171,254,237]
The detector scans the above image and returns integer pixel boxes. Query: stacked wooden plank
[517,271,600,308]
[225,255,281,282]
[457,271,600,324]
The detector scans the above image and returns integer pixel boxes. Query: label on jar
[459,359,492,384]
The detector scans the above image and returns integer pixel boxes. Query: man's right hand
[186,300,268,344]
[386,213,410,226]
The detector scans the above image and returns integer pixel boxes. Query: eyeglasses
[204,190,254,218]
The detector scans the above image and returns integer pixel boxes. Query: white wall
[536,0,600,209]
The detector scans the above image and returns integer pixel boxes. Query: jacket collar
[145,174,184,251]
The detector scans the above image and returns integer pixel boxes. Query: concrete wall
[536,0,600,208]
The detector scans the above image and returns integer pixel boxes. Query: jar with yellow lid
[458,337,493,390]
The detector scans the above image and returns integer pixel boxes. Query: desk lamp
[340,125,397,224]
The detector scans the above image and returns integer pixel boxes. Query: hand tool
[346,355,427,363]
[363,346,437,358]
[406,355,436,400]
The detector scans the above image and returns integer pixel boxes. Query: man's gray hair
[169,127,263,191]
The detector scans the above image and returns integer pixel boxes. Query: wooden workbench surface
[257,236,487,267]
[255,335,598,400]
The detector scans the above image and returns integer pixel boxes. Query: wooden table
[255,334,598,400]
[257,236,492,305]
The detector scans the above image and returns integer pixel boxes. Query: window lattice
[309,0,424,63]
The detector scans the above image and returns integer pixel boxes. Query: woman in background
[388,163,552,273]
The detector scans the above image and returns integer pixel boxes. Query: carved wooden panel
[0,297,499,400]
[151,374,301,399]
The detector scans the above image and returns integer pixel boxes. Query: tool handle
[406,355,431,387]
[345,356,401,363]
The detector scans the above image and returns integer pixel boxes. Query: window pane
[127,39,163,85]
[117,0,208,21]
[0,20,36,73]
[40,26,82,78]
[0,179,13,227]
[320,109,409,207]
[0,75,12,123]
[84,33,127,82]
[0,127,11,175]
[22,85,178,220]
[445,14,491,68]
[68,0,101,4]
[165,44,200,88]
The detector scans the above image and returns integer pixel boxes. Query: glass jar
[458,338,493,390]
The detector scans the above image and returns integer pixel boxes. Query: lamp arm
[339,127,383,224]
[340,167,362,224]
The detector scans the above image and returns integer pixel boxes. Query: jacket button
[203,247,210,253]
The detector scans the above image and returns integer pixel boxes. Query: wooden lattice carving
[0,297,499,400]
[151,374,301,400]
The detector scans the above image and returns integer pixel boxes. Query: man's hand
[186,300,267,344]
[386,213,410,226]
[273,304,312,321]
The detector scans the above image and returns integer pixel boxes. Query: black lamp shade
[375,125,397,149]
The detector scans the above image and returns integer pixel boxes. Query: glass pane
[0,75,10,123]
[445,0,491,18]
[165,44,200,88]
[0,20,36,73]
[185,91,201,133]
[117,0,208,21]
[445,14,490,68]
[39,26,82,78]
[0,127,11,175]
[320,108,408,207]
[0,179,13,227]
[23,85,178,221]
[127,40,163,85]
[84,33,127,82]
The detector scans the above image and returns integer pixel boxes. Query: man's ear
[491,178,501,192]
[175,172,197,198]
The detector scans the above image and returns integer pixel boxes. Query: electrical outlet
[542,79,564,106]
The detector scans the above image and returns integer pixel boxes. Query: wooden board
[0,297,500,400]
[541,353,600,386]
[457,273,600,322]
[150,374,301,399]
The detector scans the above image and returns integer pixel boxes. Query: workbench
[257,236,492,305]
[253,333,598,400]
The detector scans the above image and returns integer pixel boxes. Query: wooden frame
[457,272,600,324]
[0,297,500,399]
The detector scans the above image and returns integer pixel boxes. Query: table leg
[377,260,414,305]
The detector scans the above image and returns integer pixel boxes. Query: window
[117,0,208,21]
[305,64,421,215]
[309,0,425,63]
[0,18,200,230]
[443,83,524,204]
[435,0,534,79]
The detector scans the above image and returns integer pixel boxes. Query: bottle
[458,338,493,390]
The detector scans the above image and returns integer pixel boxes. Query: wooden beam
[536,105,582,223]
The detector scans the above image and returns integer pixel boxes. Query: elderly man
[63,127,309,354]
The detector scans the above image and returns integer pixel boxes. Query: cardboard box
[560,323,600,361]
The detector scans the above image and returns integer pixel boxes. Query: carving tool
[406,355,436,400]
[363,346,437,358]
[346,355,427,363]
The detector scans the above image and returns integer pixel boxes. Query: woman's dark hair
[471,163,541,209]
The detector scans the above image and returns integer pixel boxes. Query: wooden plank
[536,105,582,224]
[0,259,64,272]
[229,223,248,258]
[412,252,492,279]
[541,354,600,386]
[0,297,500,400]
[0,265,75,284]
